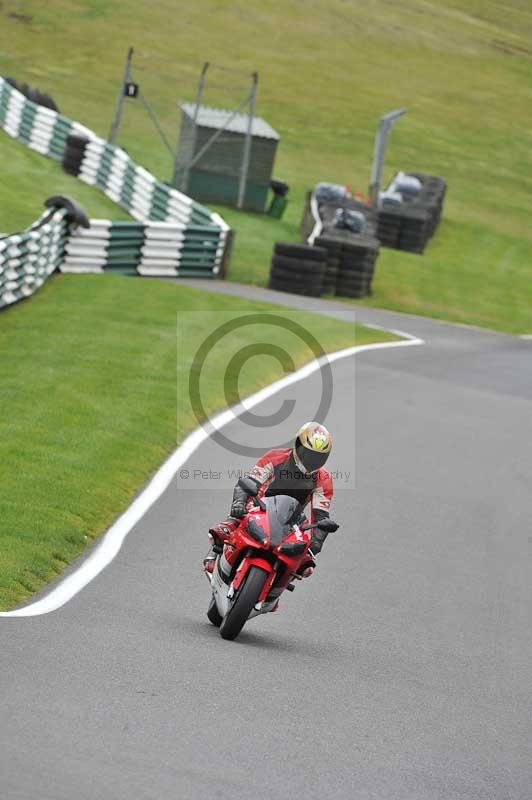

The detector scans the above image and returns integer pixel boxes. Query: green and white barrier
[0,76,230,277]
[0,207,70,309]
[0,77,93,160]
[63,219,225,277]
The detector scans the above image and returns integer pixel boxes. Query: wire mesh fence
[108,50,259,190]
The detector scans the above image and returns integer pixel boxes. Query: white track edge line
[0,329,424,618]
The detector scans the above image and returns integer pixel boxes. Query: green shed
[176,103,280,212]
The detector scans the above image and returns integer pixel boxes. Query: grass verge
[0,134,130,233]
[0,274,393,610]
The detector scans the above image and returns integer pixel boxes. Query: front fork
[209,550,306,617]
[225,556,277,615]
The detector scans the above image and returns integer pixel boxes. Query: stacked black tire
[313,234,379,298]
[336,236,379,298]
[62,133,89,176]
[397,208,429,254]
[268,242,326,297]
[376,172,447,254]
[314,236,341,294]
[3,77,59,112]
[410,173,447,237]
[375,207,401,249]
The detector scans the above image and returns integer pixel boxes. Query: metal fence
[106,50,261,208]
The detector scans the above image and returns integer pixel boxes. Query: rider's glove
[310,510,338,554]
[230,475,260,518]
[230,500,247,519]
[310,533,325,554]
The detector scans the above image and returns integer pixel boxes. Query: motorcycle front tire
[220,565,268,641]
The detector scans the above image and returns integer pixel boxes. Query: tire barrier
[44,194,91,228]
[3,77,60,112]
[377,172,447,254]
[61,134,221,227]
[336,236,379,298]
[0,194,228,310]
[0,76,231,276]
[315,234,379,298]
[268,242,326,297]
[0,76,92,159]
[0,205,70,309]
[300,186,380,298]
[63,219,226,277]
[314,236,342,295]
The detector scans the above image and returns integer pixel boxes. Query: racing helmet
[293,421,332,474]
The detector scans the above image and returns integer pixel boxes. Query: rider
[204,421,335,573]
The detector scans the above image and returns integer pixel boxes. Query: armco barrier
[0,207,70,308]
[0,76,230,276]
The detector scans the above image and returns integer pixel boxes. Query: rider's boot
[294,554,316,580]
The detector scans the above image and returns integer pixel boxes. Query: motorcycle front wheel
[220,566,268,641]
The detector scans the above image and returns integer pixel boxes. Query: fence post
[109,47,134,144]
[218,228,235,279]
[369,108,407,208]
[237,71,258,210]
[174,62,209,191]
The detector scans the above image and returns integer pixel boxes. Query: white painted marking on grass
[0,329,423,617]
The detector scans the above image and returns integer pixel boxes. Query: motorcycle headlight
[278,541,306,556]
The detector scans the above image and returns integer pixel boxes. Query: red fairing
[231,555,274,592]
[222,503,313,598]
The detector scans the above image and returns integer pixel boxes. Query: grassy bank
[364,220,532,334]
[0,275,391,609]
[1,1,531,331]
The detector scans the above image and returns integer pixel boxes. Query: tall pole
[109,47,134,144]
[369,108,407,208]
[237,71,258,210]
[174,61,209,191]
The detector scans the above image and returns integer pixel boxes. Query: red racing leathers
[219,447,334,555]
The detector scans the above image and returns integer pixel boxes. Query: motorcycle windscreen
[263,495,303,545]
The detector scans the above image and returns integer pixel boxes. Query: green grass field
[0,275,390,610]
[1,0,531,331]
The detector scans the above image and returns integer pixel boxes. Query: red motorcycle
[205,477,339,640]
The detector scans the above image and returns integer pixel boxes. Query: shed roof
[180,103,280,140]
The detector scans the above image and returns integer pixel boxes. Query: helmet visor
[295,443,329,473]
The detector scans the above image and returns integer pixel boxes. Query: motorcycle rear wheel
[220,566,268,641]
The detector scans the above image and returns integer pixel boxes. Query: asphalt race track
[1,287,531,800]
